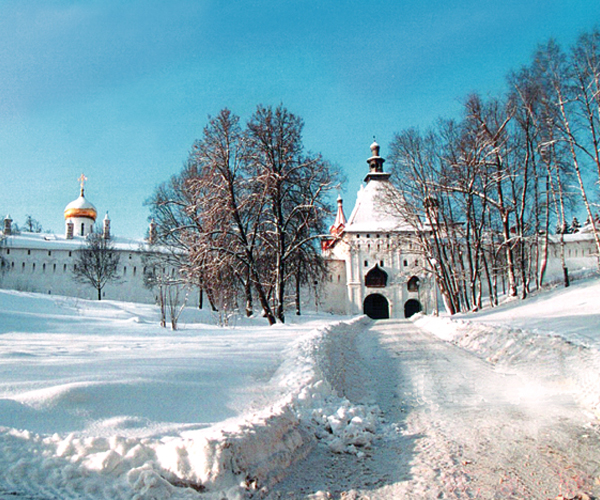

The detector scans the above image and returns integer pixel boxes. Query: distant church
[0,175,164,303]
[320,141,436,319]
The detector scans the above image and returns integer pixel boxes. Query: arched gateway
[404,299,422,318]
[364,293,389,320]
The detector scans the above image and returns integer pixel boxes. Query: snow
[414,277,600,417]
[343,180,412,233]
[0,290,377,498]
[0,277,599,498]
[4,231,148,251]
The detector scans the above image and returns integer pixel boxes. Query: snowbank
[0,289,381,499]
[414,313,600,418]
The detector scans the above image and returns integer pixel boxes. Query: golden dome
[64,174,98,221]
[64,194,97,221]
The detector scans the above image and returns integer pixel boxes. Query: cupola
[64,174,97,238]
[365,139,390,182]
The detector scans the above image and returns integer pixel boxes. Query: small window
[6,249,9,255]
[129,254,132,260]
[48,250,52,256]
[11,262,14,269]
[376,234,380,238]
[380,260,384,266]
[408,276,420,292]
[364,260,369,267]
[42,263,46,272]
[63,264,67,272]
[403,260,408,267]
[22,262,25,271]
[337,274,341,282]
[32,263,36,271]
[123,266,127,276]
[53,263,56,273]
[415,260,419,267]
[80,223,85,236]
[27,249,31,255]
[356,234,360,239]
[366,234,370,238]
[69,251,72,257]
[133,266,137,276]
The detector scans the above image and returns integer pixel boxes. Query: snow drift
[0,290,379,499]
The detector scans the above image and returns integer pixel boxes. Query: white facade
[541,231,599,282]
[321,142,436,319]
[319,143,600,318]
[0,233,159,302]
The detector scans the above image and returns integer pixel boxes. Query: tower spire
[364,139,389,182]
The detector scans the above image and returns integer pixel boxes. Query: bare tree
[0,235,8,283]
[245,104,340,322]
[185,108,275,322]
[151,106,339,325]
[142,247,189,330]
[23,215,42,233]
[72,232,121,300]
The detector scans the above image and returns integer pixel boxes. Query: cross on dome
[78,174,88,195]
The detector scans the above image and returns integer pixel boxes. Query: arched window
[365,265,388,288]
[407,276,420,292]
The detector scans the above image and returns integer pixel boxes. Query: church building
[320,142,437,319]
[0,175,170,304]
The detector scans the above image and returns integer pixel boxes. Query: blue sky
[1,0,599,238]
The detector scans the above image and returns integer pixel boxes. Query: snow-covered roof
[1,232,150,252]
[344,179,413,233]
[547,231,597,243]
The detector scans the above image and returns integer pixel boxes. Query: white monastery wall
[541,233,599,282]
[0,234,195,305]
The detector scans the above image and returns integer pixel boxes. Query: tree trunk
[244,276,253,317]
[295,271,301,316]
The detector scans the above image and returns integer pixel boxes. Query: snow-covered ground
[0,278,599,499]
[0,290,379,499]
[416,277,600,417]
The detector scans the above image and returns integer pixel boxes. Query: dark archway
[364,294,390,320]
[404,299,422,318]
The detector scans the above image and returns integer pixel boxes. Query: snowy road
[269,319,600,499]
